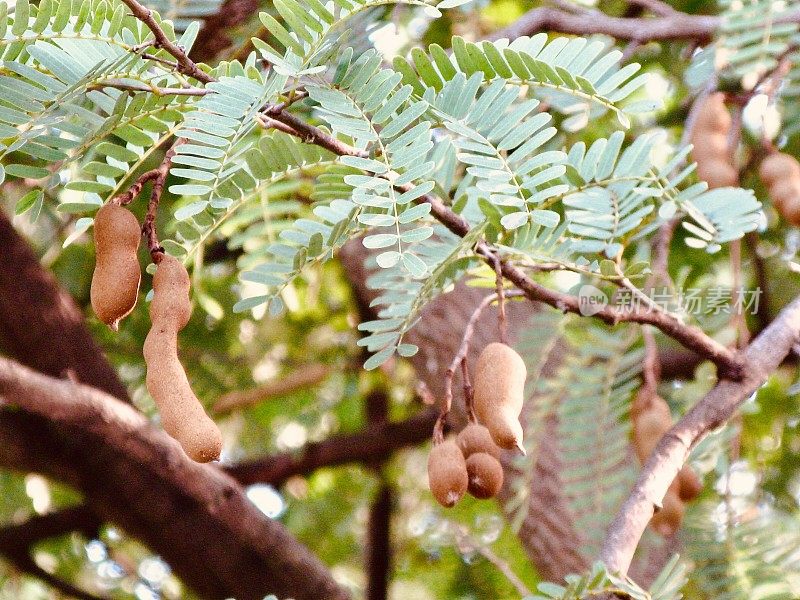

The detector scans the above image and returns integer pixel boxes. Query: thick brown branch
[0,506,105,600]
[226,409,437,486]
[489,6,718,42]
[120,0,214,83]
[213,363,331,413]
[0,212,130,401]
[0,357,350,600]
[365,483,392,600]
[601,294,800,575]
[250,108,746,377]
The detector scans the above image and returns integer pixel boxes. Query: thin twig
[142,141,182,262]
[452,526,531,597]
[119,0,214,83]
[110,169,160,206]
[435,291,524,443]
[460,357,475,422]
[89,79,209,96]
[253,96,747,378]
[260,107,368,158]
[492,256,508,345]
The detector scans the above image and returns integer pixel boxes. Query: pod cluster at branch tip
[759,151,800,226]
[632,389,703,536]
[90,203,141,331]
[143,255,222,463]
[690,92,738,189]
[428,423,504,508]
[473,343,526,453]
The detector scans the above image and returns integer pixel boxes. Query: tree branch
[0,212,130,401]
[489,6,718,42]
[213,363,331,414]
[600,294,800,575]
[0,506,105,600]
[225,409,437,486]
[120,0,214,83]
[365,483,392,600]
[0,357,350,600]
[251,106,747,378]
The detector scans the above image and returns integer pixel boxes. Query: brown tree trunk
[0,357,350,600]
[0,214,129,401]
[0,212,348,600]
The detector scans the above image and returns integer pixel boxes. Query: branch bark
[120,0,214,83]
[0,213,130,401]
[0,356,349,600]
[365,483,392,600]
[0,506,105,600]
[226,409,437,486]
[601,294,800,575]
[489,6,718,42]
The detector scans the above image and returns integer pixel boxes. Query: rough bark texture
[227,409,437,486]
[0,357,349,600]
[0,212,348,600]
[0,214,129,401]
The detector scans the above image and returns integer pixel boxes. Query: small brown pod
[758,152,800,184]
[694,92,731,134]
[456,423,501,460]
[427,439,468,508]
[677,465,703,502]
[690,93,737,189]
[695,158,738,189]
[144,255,222,463]
[780,197,800,226]
[632,401,672,464]
[465,452,504,499]
[90,203,141,330]
[473,343,527,452]
[650,482,685,537]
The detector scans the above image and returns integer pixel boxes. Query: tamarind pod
[456,423,501,460]
[90,203,141,330]
[770,180,798,207]
[778,196,800,227]
[427,439,468,508]
[632,402,672,464]
[465,452,504,499]
[693,92,731,134]
[150,255,192,330]
[759,152,800,184]
[650,481,685,537]
[473,343,527,451]
[677,465,703,502]
[701,132,730,157]
[695,158,738,189]
[145,255,222,462]
[144,329,223,462]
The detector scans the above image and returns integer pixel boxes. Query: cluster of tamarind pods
[426,339,703,537]
[427,342,526,508]
[692,91,800,226]
[632,389,702,536]
[90,202,222,463]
